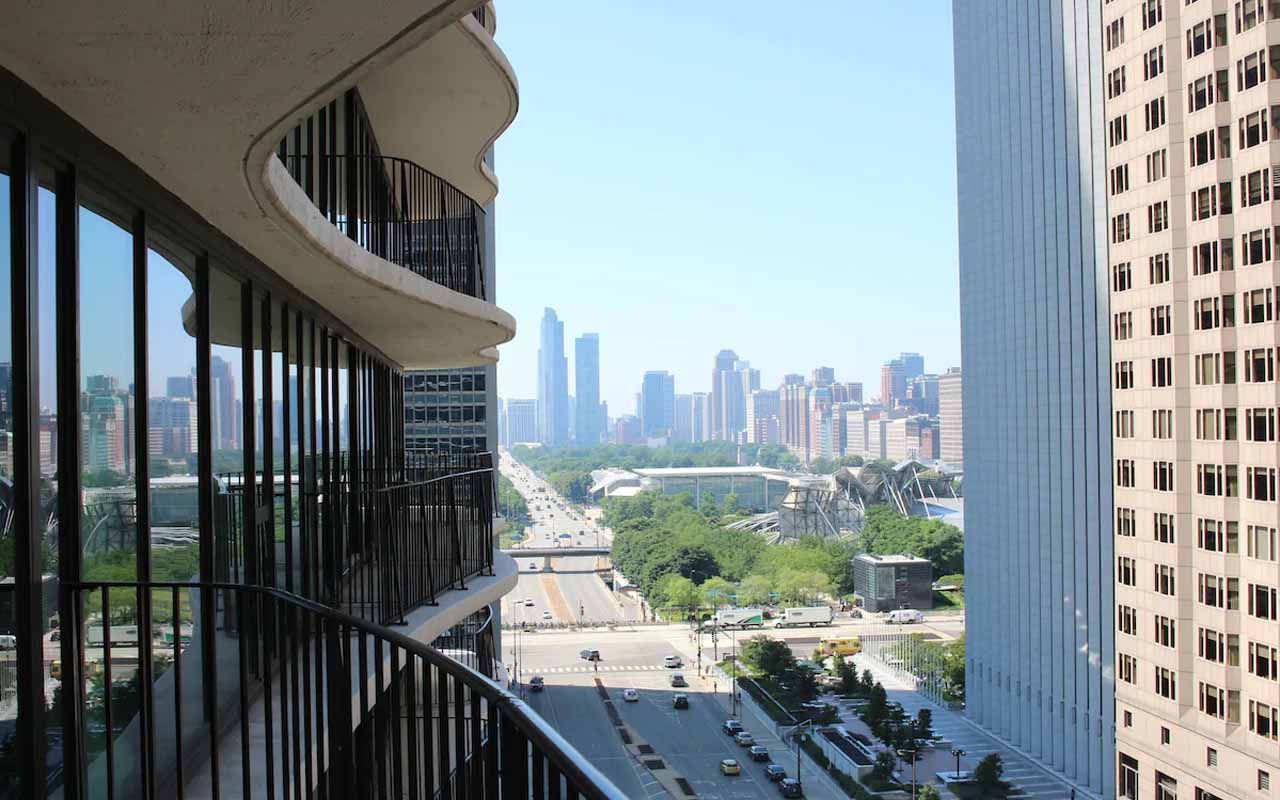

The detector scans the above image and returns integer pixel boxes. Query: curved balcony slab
[355,13,519,205]
[1,0,514,368]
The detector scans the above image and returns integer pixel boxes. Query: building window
[1237,0,1267,33]
[1248,524,1277,560]
[1112,163,1131,194]
[1154,512,1176,543]
[1119,604,1138,635]
[1247,408,1278,441]
[1143,0,1164,28]
[1206,746,1218,768]
[1155,564,1177,595]
[1200,573,1227,608]
[1117,409,1136,438]
[1155,614,1177,647]
[1241,168,1272,206]
[1243,288,1276,324]
[1150,252,1172,284]
[1108,17,1127,51]
[1110,114,1129,147]
[1200,681,1227,719]
[1249,582,1278,620]
[1114,261,1133,291]
[1247,347,1276,382]
[1146,96,1168,131]
[1148,147,1168,181]
[1194,295,1236,330]
[1200,627,1226,663]
[1261,770,1271,791]
[1115,311,1134,340]
[1188,18,1216,58]
[1154,460,1175,491]
[1153,409,1175,439]
[1146,44,1166,80]
[1193,239,1234,274]
[1109,65,1128,99]
[1152,357,1174,387]
[1118,507,1137,536]
[1124,709,1134,728]
[1119,653,1138,684]
[1191,127,1218,165]
[1240,108,1270,149]
[1249,641,1278,680]
[1248,466,1278,500]
[1251,701,1280,740]
[1112,212,1132,243]
[1155,667,1177,700]
[1157,772,1177,800]
[1242,229,1273,266]
[1238,50,1269,91]
[1150,305,1172,335]
[1120,753,1140,800]
[1195,408,1237,441]
[1116,361,1135,390]
[1119,556,1138,586]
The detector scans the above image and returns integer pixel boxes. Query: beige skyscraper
[1105,2,1280,797]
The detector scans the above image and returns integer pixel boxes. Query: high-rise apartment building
[745,389,780,444]
[778,381,809,458]
[537,307,569,446]
[404,367,492,452]
[879,360,905,408]
[574,333,602,444]
[954,2,1114,795]
[690,392,710,442]
[639,370,675,438]
[1103,3,1280,796]
[938,368,963,468]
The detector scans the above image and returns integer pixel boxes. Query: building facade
[710,349,743,441]
[639,370,675,438]
[0,5,619,799]
[938,367,963,468]
[954,1,1115,795]
[503,398,538,446]
[537,307,569,446]
[689,391,710,442]
[574,333,602,444]
[851,553,933,613]
[1104,2,1280,797]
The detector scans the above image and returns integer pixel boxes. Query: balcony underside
[0,0,517,369]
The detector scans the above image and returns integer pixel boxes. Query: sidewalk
[852,655,1095,800]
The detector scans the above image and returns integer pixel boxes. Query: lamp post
[898,746,920,798]
[951,747,966,780]
[783,720,812,792]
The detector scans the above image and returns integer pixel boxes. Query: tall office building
[811,366,835,388]
[710,349,743,441]
[954,3,1113,795]
[537,307,569,446]
[879,360,904,408]
[503,399,538,446]
[673,393,693,443]
[938,368,963,468]
[778,381,809,458]
[574,333,602,444]
[899,352,924,381]
[639,370,675,438]
[1101,3,1280,796]
[690,392,710,442]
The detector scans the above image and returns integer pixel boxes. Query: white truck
[709,608,765,630]
[886,609,925,625]
[774,606,834,628]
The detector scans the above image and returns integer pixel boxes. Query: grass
[931,589,965,609]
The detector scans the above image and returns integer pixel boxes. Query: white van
[887,609,925,625]
[0,634,16,650]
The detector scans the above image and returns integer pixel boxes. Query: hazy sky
[493,2,960,415]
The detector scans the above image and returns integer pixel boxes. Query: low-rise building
[851,553,933,612]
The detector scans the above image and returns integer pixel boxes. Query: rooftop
[855,553,931,565]
[632,466,792,478]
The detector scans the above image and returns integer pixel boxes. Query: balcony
[54,454,627,799]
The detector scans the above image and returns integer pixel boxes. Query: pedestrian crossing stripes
[532,664,671,674]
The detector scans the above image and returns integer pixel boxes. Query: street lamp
[782,720,813,791]
[951,747,966,780]
[898,746,920,798]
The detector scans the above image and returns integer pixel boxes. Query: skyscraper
[709,349,742,441]
[672,394,693,443]
[778,381,809,458]
[503,399,538,446]
[810,366,835,388]
[745,389,779,444]
[574,333,602,444]
[537,308,569,446]
[899,352,923,381]
[639,370,675,438]
[879,359,906,408]
[689,392,710,443]
[937,368,962,468]
[210,355,237,450]
[954,3,1113,795]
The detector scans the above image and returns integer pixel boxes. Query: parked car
[580,649,601,661]
[663,655,682,668]
[672,694,689,709]
[669,672,687,687]
[778,777,803,797]
[0,635,15,651]
[765,764,787,782]
[622,688,639,702]
[719,759,741,776]
[749,745,770,762]
[529,676,544,693]
[722,720,744,735]
[734,731,755,747]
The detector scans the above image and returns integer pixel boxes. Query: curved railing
[277,90,486,300]
[65,579,626,800]
[431,605,498,679]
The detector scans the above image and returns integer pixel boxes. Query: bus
[819,636,862,656]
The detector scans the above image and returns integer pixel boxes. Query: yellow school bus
[820,636,862,656]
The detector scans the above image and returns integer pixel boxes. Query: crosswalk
[529,663,673,675]
[852,655,1097,800]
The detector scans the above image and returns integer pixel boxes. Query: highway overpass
[500,547,611,572]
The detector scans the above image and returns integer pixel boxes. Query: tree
[974,753,1005,793]
[657,574,699,621]
[793,665,818,701]
[839,660,858,696]
[915,785,942,800]
[740,636,795,677]
[943,636,966,700]
[871,749,897,782]
[913,708,934,742]
[737,574,773,606]
[700,576,737,607]
[861,668,876,695]
[865,682,889,728]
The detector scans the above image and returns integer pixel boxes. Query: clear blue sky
[493,1,960,415]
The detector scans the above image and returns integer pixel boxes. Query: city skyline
[492,2,959,417]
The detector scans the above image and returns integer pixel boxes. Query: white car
[541,610,552,620]
[622,688,639,702]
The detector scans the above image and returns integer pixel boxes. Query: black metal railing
[471,5,490,29]
[65,580,626,800]
[216,452,494,627]
[430,606,497,680]
[277,91,486,300]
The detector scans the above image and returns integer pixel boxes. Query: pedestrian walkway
[852,655,1095,800]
